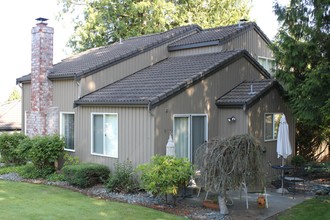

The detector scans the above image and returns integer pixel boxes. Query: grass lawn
[0,180,184,220]
[278,196,330,220]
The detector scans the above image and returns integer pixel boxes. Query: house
[17,19,295,172]
[0,100,21,133]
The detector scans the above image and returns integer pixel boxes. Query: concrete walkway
[184,187,312,219]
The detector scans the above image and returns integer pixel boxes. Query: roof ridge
[202,21,255,32]
[0,100,21,118]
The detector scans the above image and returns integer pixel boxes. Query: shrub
[29,135,65,171]
[291,155,306,167]
[0,164,26,175]
[136,155,194,203]
[63,152,80,166]
[106,160,138,193]
[20,163,55,179]
[62,163,110,188]
[0,132,29,165]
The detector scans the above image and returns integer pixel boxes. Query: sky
[0,0,286,103]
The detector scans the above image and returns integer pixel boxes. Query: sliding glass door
[173,115,207,163]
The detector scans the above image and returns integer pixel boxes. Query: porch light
[227,116,236,122]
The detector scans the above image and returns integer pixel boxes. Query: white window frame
[264,112,282,142]
[258,56,275,75]
[91,112,119,158]
[173,114,208,162]
[60,112,75,152]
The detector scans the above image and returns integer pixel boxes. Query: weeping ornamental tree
[57,0,251,52]
[195,134,266,214]
[272,0,330,160]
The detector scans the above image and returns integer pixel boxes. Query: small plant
[106,160,138,193]
[62,163,110,188]
[136,155,194,204]
[63,152,80,166]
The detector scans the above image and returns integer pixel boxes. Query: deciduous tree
[57,0,251,52]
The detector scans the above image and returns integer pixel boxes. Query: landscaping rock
[0,172,23,181]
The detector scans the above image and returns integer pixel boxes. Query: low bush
[291,155,306,167]
[0,132,30,165]
[0,164,26,175]
[29,135,65,171]
[106,160,138,193]
[20,163,55,179]
[136,155,194,203]
[62,163,110,188]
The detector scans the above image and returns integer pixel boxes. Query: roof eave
[74,101,149,108]
[168,40,220,51]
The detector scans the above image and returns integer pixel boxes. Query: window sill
[91,153,118,159]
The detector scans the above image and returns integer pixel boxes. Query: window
[258,56,275,76]
[91,113,118,158]
[264,113,282,141]
[60,112,75,151]
[173,114,207,163]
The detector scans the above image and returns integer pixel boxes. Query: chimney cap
[35,17,48,24]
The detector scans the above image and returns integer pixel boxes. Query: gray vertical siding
[74,106,154,169]
[169,28,273,60]
[53,79,78,112]
[218,109,248,138]
[80,44,169,97]
[247,88,294,177]
[153,57,266,154]
[21,83,31,133]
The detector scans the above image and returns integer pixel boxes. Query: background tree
[272,0,330,160]
[57,0,251,52]
[7,88,21,101]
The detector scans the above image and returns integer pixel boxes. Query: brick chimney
[26,18,58,136]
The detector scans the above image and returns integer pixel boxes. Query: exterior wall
[74,106,154,169]
[21,83,31,134]
[21,80,78,135]
[79,44,169,97]
[169,28,273,61]
[53,79,78,112]
[218,109,248,138]
[247,88,294,177]
[153,57,266,155]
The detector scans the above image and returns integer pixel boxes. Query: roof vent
[119,38,123,44]
[248,83,256,95]
[35,17,48,25]
[238,18,248,28]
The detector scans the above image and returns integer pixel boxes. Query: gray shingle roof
[16,25,200,83]
[168,22,271,51]
[74,50,270,108]
[0,100,21,131]
[216,79,278,108]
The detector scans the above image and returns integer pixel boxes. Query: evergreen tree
[272,0,330,157]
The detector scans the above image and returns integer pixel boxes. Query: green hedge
[0,132,30,165]
[29,135,65,170]
[62,163,110,188]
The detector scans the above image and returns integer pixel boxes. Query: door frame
[173,114,208,162]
